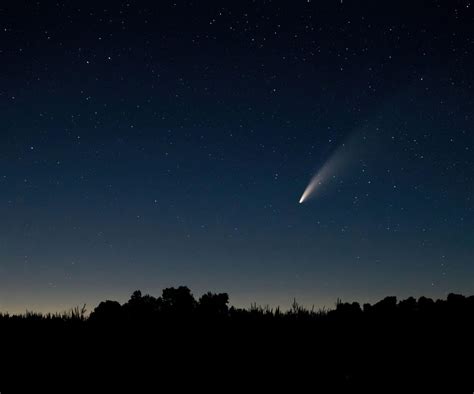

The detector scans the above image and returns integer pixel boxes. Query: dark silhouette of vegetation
[2,288,474,390]
[7,289,474,325]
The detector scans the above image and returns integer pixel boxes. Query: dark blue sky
[1,0,473,312]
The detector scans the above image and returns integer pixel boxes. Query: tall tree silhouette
[198,292,229,317]
[160,286,196,317]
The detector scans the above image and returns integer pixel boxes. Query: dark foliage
[2,288,474,390]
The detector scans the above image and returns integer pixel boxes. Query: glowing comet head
[298,175,323,204]
[298,140,351,204]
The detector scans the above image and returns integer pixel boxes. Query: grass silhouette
[1,288,473,390]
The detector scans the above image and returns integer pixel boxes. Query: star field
[0,0,473,312]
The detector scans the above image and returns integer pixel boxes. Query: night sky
[1,1,473,313]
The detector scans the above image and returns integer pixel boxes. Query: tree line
[1,286,474,325]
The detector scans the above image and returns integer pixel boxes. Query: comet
[298,155,340,203]
[299,172,324,203]
[299,134,361,204]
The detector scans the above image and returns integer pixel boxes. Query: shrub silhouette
[335,300,362,314]
[89,300,122,323]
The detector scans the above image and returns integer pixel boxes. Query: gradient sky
[1,0,473,313]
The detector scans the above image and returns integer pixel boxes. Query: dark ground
[1,288,473,392]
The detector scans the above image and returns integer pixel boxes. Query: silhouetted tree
[372,296,397,315]
[467,295,474,310]
[447,293,466,310]
[89,300,122,323]
[198,292,229,317]
[417,296,435,314]
[160,286,196,317]
[122,290,161,320]
[335,301,362,316]
[398,296,417,314]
